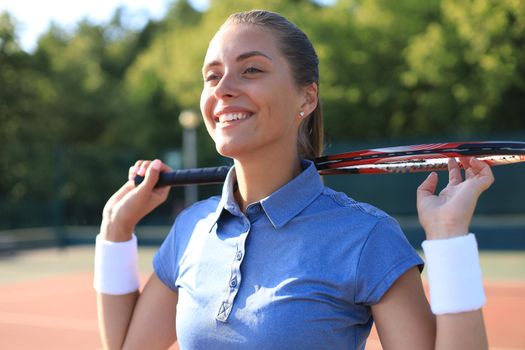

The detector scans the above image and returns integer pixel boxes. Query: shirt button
[235,251,243,261]
[229,277,238,288]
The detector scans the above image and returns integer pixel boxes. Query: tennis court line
[0,311,97,332]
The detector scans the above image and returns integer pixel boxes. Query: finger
[448,157,462,185]
[459,156,473,178]
[156,160,173,175]
[459,156,471,170]
[137,160,150,178]
[128,165,137,181]
[152,161,173,194]
[113,161,144,202]
[134,160,144,170]
[139,159,164,191]
[417,172,438,202]
[470,157,495,191]
[129,160,144,182]
[469,157,487,174]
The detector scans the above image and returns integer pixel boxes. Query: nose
[213,72,239,100]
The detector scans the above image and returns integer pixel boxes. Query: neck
[233,148,302,213]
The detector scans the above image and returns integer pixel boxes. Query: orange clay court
[0,246,524,350]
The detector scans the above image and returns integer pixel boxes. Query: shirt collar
[260,159,323,229]
[209,159,323,231]
[208,165,240,232]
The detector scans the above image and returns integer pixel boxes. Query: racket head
[315,141,525,175]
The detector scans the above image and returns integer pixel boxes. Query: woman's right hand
[100,159,172,242]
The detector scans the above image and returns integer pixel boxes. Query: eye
[204,73,221,83]
[243,66,263,74]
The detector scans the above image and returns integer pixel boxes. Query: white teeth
[218,113,250,123]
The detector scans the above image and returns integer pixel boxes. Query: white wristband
[93,234,141,295]
[422,234,485,314]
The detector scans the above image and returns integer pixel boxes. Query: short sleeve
[354,216,423,305]
[152,198,220,292]
[153,223,179,292]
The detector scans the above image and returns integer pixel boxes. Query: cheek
[268,89,297,123]
[199,88,208,117]
[200,89,216,137]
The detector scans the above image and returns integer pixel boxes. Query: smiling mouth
[216,112,253,124]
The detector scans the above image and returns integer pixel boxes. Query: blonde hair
[223,10,324,159]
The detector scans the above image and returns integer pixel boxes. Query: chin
[215,144,242,159]
[214,139,239,158]
[214,138,255,161]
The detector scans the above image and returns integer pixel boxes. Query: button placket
[235,250,243,261]
[216,219,250,322]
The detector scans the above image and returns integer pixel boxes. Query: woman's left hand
[416,157,494,240]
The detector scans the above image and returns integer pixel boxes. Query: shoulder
[290,185,404,253]
[161,195,222,255]
[174,195,221,227]
[307,185,396,226]
[153,195,222,289]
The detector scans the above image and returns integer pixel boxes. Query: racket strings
[321,154,525,174]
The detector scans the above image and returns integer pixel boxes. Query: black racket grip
[134,166,231,188]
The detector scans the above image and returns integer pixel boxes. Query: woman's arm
[95,159,178,349]
[372,267,488,350]
[373,157,493,350]
[371,267,434,350]
[97,273,179,350]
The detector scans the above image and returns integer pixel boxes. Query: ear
[297,82,318,119]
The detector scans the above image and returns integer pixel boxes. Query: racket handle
[134,166,231,188]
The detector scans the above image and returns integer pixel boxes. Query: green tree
[0,12,57,197]
[0,12,61,227]
[402,0,525,136]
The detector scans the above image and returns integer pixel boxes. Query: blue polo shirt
[153,160,422,350]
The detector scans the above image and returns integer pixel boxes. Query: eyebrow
[203,51,273,72]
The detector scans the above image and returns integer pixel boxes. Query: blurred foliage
[1,0,524,228]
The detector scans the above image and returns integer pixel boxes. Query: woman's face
[200,24,307,160]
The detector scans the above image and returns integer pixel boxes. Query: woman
[94,10,493,350]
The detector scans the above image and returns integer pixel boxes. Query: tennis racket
[134,141,525,187]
